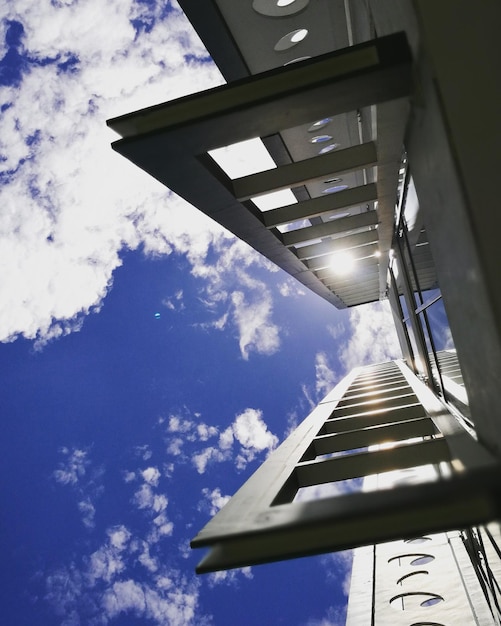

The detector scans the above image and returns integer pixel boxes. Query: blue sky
[0,2,401,624]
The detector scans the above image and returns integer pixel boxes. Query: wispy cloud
[191,238,282,359]
[78,498,96,530]
[315,352,338,398]
[340,301,401,372]
[130,467,174,542]
[231,289,280,360]
[300,552,353,626]
[162,289,185,312]
[199,487,230,516]
[101,576,205,626]
[46,556,206,626]
[163,407,278,474]
[47,447,207,625]
[278,279,306,298]
[320,551,353,596]
[52,447,103,529]
[207,566,253,587]
[52,447,89,486]
[303,605,347,626]
[294,478,362,504]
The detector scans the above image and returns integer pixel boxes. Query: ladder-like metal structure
[191,361,501,573]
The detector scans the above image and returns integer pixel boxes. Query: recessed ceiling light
[310,135,332,144]
[319,143,340,154]
[284,56,311,65]
[253,0,309,16]
[323,184,348,194]
[308,118,332,132]
[290,28,308,42]
[275,28,308,51]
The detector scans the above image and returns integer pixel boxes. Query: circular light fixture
[284,56,311,65]
[374,250,381,258]
[274,28,308,51]
[322,184,348,194]
[319,143,340,154]
[253,0,309,16]
[405,537,431,545]
[308,118,332,132]
[421,595,444,608]
[309,134,332,144]
[410,555,435,566]
[290,28,308,42]
[389,592,444,612]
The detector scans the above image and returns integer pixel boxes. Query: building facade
[107,1,501,623]
[346,528,501,625]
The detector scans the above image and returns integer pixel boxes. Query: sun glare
[330,251,355,275]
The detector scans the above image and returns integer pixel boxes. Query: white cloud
[197,423,218,441]
[189,237,282,359]
[101,577,202,626]
[78,498,96,530]
[340,301,401,372]
[232,408,278,452]
[278,279,305,298]
[167,415,194,434]
[303,606,346,626]
[122,470,136,483]
[327,321,346,340]
[193,409,279,473]
[52,447,103,529]
[107,525,131,551]
[87,545,127,586]
[218,427,234,450]
[150,512,174,542]
[232,408,279,470]
[46,560,205,626]
[192,446,229,475]
[142,466,161,487]
[162,289,185,312]
[45,499,204,625]
[137,542,159,573]
[295,478,362,504]
[52,447,89,486]
[231,289,280,360]
[132,484,168,514]
[102,579,146,619]
[164,407,278,474]
[200,487,230,516]
[46,430,212,625]
[130,477,173,543]
[44,565,86,623]
[208,566,253,587]
[2,8,285,357]
[320,551,353,596]
[133,444,153,460]
[166,437,184,456]
[315,352,338,399]
[0,0,226,346]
